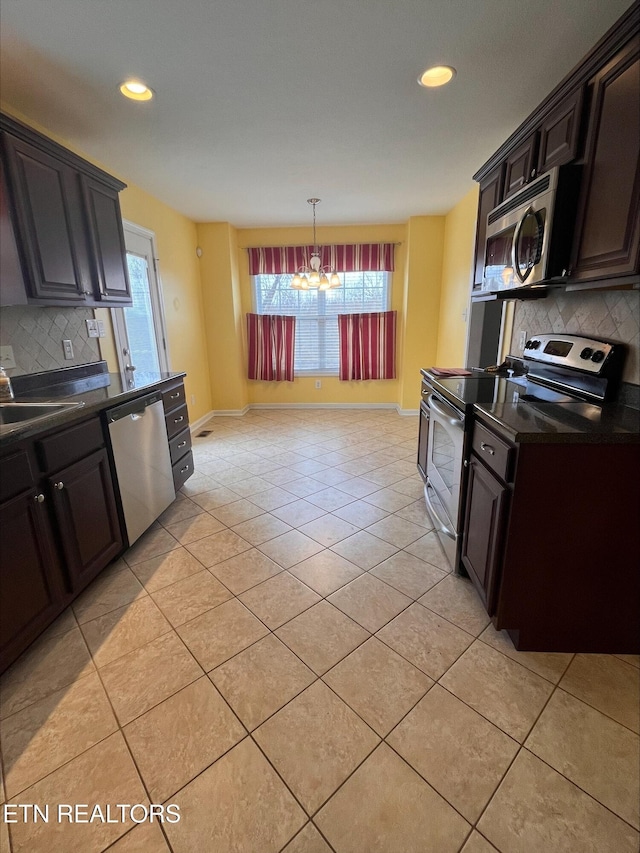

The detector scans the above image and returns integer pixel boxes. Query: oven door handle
[427,394,464,429]
[424,481,456,540]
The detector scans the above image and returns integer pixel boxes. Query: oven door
[425,391,465,529]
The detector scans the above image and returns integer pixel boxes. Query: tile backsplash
[0,305,100,376]
[510,290,639,385]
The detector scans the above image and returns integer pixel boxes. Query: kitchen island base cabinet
[463,419,640,653]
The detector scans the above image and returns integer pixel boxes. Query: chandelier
[291,198,341,291]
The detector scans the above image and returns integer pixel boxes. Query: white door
[113,223,169,387]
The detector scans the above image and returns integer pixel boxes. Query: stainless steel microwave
[481,166,580,295]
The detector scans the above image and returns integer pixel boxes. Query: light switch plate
[518,330,527,351]
[63,339,74,360]
[86,319,99,338]
[0,345,16,369]
[96,320,106,337]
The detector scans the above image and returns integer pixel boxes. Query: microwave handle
[512,207,544,284]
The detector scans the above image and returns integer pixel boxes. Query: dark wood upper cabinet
[503,135,539,199]
[472,164,504,289]
[569,38,640,284]
[0,156,27,306]
[537,86,585,173]
[0,113,132,307]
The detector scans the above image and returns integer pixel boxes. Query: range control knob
[524,339,533,349]
[530,339,541,349]
[580,347,593,360]
[591,350,605,363]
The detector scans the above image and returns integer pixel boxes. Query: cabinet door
[0,156,27,306]
[570,39,640,283]
[2,133,91,302]
[461,456,508,614]
[48,448,123,592]
[537,87,584,173]
[503,135,539,199]
[81,176,132,303]
[473,164,504,289]
[417,401,429,481]
[0,490,64,673]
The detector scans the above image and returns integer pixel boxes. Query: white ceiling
[0,0,633,227]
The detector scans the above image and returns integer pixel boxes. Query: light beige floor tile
[0,818,9,853]
[107,822,170,853]
[309,467,353,487]
[365,515,426,548]
[164,511,227,545]
[324,637,431,736]
[404,530,451,571]
[248,486,298,510]
[394,497,434,526]
[559,654,640,732]
[80,597,171,669]
[99,631,202,725]
[281,823,332,853]
[363,487,415,512]
[270,500,327,527]
[298,514,360,547]
[209,499,265,526]
[328,572,411,632]
[124,677,245,802]
[232,513,292,544]
[370,551,447,599]
[177,598,269,670]
[275,601,370,675]
[305,486,356,512]
[239,571,321,629]
[151,569,232,626]
[479,623,573,683]
[283,477,331,498]
[376,602,473,679]
[122,527,180,565]
[315,743,470,853]
[478,750,639,853]
[525,688,640,827]
[217,474,271,496]
[460,832,499,853]
[330,530,398,570]
[179,472,219,497]
[164,738,305,853]
[1,672,117,796]
[7,732,148,853]
[388,684,519,822]
[615,654,640,668]
[157,494,204,526]
[0,626,94,719]
[440,641,554,742]
[254,681,379,814]
[72,561,146,624]
[41,604,78,639]
[190,485,244,510]
[334,477,381,498]
[129,547,205,593]
[332,499,390,528]
[262,467,303,486]
[209,548,283,594]
[185,528,252,567]
[419,574,491,635]
[211,634,315,729]
[258,529,325,569]
[288,550,363,596]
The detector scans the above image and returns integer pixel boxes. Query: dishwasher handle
[106,391,163,424]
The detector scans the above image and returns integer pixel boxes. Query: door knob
[126,365,137,371]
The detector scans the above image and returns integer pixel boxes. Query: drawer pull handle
[170,392,180,399]
[480,442,495,456]
[180,464,190,473]
[177,440,187,449]
[174,416,184,424]
[54,482,65,490]
[34,493,45,503]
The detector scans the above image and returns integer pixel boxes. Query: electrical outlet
[62,339,74,360]
[518,330,527,351]
[96,320,106,337]
[0,345,16,369]
[315,380,321,389]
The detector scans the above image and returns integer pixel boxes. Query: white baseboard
[193,403,419,424]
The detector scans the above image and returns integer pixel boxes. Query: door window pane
[125,253,160,383]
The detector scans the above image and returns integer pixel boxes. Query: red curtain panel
[247,243,395,274]
[246,314,296,381]
[338,311,397,381]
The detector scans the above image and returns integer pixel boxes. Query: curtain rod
[238,241,403,249]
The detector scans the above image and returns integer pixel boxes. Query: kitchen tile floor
[1,408,638,852]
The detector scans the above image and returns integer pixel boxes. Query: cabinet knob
[83,289,92,296]
[34,493,45,503]
[530,168,536,178]
[54,482,65,490]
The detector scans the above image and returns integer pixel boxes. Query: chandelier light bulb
[291,273,302,288]
[330,273,341,288]
[299,275,309,290]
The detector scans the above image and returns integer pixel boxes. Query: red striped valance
[247,314,296,381]
[248,244,395,275]
[338,311,396,381]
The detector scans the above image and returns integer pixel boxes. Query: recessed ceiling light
[418,65,456,88]
[119,80,154,101]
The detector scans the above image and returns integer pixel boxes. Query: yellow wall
[436,184,479,367]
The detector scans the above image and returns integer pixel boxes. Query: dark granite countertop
[0,362,186,446]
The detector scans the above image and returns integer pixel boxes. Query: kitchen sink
[0,401,84,429]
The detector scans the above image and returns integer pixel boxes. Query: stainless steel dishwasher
[106,391,175,546]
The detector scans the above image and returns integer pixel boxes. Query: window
[252,270,390,373]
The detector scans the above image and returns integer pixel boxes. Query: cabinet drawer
[165,404,189,439]
[162,382,186,412]
[36,417,104,474]
[169,427,192,465]
[172,450,193,492]
[472,422,514,483]
[0,449,34,502]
